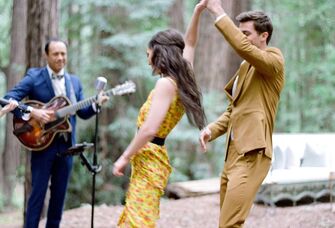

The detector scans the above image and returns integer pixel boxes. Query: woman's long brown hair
[148,29,206,129]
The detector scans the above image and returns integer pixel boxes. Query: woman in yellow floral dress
[112,3,207,227]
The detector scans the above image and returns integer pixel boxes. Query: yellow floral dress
[118,82,184,227]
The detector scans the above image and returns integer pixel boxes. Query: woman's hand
[112,155,130,176]
[0,100,18,117]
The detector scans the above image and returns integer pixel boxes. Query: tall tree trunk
[194,10,227,91]
[0,0,27,209]
[194,0,251,91]
[24,0,59,222]
[26,0,59,68]
[168,0,185,32]
[224,0,251,83]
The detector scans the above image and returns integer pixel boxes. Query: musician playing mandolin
[4,38,108,228]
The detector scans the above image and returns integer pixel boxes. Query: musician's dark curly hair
[148,29,206,130]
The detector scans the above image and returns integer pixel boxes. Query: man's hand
[199,127,212,153]
[206,0,225,17]
[31,108,55,124]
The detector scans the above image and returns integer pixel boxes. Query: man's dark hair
[44,38,68,54]
[236,11,273,44]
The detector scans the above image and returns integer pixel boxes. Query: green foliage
[0,1,12,68]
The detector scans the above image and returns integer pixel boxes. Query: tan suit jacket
[208,16,285,159]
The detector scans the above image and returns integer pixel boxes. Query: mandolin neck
[55,89,116,118]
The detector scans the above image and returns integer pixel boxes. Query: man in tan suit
[199,0,285,227]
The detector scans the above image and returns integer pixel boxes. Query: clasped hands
[196,0,225,17]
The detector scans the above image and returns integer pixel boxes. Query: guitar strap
[60,74,78,142]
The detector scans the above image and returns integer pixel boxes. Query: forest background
[0,0,334,215]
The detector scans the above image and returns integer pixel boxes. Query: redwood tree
[0,0,27,208]
[24,0,59,220]
[194,0,251,91]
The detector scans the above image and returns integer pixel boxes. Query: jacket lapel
[64,73,71,99]
[232,61,250,102]
[64,73,78,104]
[224,73,237,101]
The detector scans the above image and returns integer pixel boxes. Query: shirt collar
[47,65,65,79]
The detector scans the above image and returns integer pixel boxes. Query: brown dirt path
[42,194,335,228]
[2,194,335,227]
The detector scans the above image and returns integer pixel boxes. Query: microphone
[95,76,107,92]
[94,77,107,108]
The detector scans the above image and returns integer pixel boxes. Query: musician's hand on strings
[97,91,109,106]
[31,108,55,124]
[112,155,130,176]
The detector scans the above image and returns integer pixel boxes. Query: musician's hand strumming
[31,108,55,124]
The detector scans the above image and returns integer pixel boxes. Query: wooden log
[166,178,220,199]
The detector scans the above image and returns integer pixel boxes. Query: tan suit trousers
[219,141,271,228]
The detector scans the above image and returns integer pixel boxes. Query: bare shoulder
[154,77,177,96]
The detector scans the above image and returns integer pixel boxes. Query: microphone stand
[65,143,96,172]
[65,141,100,228]
[90,100,102,228]
[67,78,106,228]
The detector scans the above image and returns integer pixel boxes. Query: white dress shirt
[47,65,66,96]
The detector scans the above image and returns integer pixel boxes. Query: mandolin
[11,80,136,151]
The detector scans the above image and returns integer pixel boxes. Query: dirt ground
[1,194,335,228]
